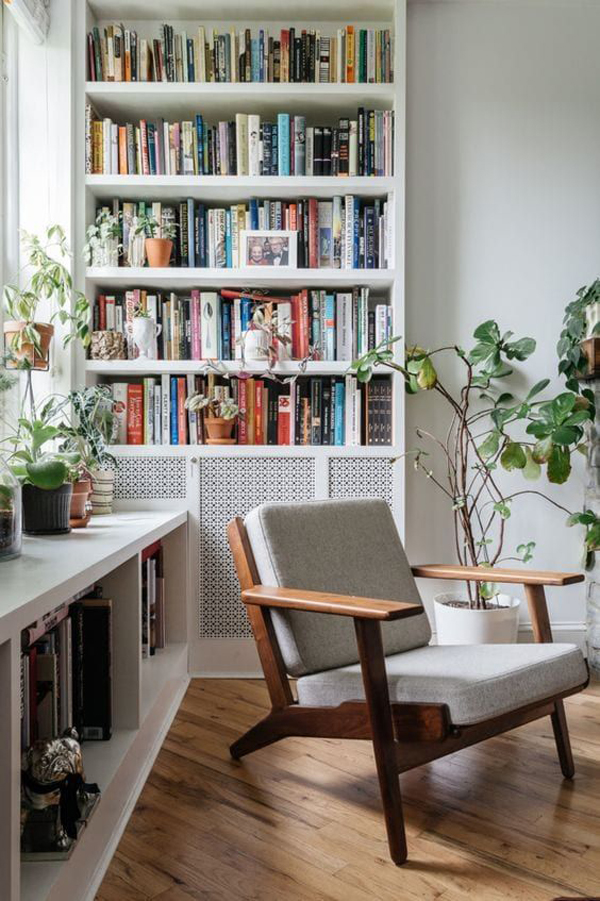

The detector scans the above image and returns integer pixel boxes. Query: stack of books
[86,106,394,177]
[93,287,392,362]
[98,195,393,269]
[87,24,394,84]
[111,373,392,447]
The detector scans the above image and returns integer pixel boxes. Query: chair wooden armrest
[411,564,584,587]
[241,586,424,621]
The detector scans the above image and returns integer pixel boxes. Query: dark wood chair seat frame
[227,518,590,866]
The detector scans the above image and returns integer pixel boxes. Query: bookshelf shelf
[87,1,395,21]
[86,174,396,201]
[85,266,397,289]
[86,359,353,375]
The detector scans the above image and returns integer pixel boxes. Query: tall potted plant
[3,226,91,369]
[353,321,599,643]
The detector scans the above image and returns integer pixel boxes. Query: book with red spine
[308,197,319,268]
[237,379,248,444]
[299,289,310,358]
[177,377,188,445]
[127,384,144,444]
[98,294,107,330]
[254,380,264,445]
[277,394,291,445]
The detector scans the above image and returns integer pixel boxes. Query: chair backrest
[244,498,431,677]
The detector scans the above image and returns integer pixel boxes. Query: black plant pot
[22,483,73,535]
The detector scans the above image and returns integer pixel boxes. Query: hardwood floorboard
[97,678,600,900]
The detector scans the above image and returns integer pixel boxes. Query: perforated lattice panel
[114,456,187,499]
[198,456,316,638]
[328,456,394,507]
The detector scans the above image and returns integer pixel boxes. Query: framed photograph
[241,230,297,269]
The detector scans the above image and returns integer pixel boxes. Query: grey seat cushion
[296,643,588,725]
[244,498,431,677]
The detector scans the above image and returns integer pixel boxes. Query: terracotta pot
[69,478,92,527]
[205,417,236,445]
[145,238,173,268]
[3,321,54,370]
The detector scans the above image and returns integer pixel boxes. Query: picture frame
[240,230,297,269]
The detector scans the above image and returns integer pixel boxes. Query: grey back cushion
[244,498,432,677]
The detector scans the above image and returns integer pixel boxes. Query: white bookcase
[74,0,406,670]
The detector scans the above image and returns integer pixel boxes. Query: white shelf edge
[85,267,396,286]
[85,81,395,95]
[86,359,354,374]
[108,443,398,455]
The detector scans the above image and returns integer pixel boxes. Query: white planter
[90,469,115,516]
[243,328,269,361]
[132,316,161,359]
[434,593,521,645]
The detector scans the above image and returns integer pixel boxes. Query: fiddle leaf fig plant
[352,320,600,606]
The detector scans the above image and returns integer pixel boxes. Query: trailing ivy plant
[557,278,600,389]
[352,321,600,607]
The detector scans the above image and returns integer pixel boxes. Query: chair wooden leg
[551,699,575,779]
[355,619,408,866]
[230,713,283,760]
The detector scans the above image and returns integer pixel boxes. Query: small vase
[132,317,162,359]
[145,238,173,268]
[90,469,115,515]
[434,593,521,645]
[205,417,236,445]
[0,457,21,561]
[243,328,269,362]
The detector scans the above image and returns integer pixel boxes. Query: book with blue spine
[221,301,232,360]
[334,379,345,445]
[271,124,278,175]
[251,39,260,81]
[195,115,204,174]
[249,197,259,230]
[364,206,376,269]
[324,294,336,359]
[196,204,205,266]
[353,203,360,268]
[148,124,157,174]
[277,114,290,176]
[170,376,178,445]
[240,297,253,332]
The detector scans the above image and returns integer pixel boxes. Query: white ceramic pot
[90,469,115,515]
[132,316,161,359]
[434,592,521,645]
[244,328,269,361]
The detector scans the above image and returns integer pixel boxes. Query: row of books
[93,287,393,362]
[20,588,112,748]
[87,24,394,84]
[86,107,394,178]
[105,195,393,269]
[111,374,392,447]
[142,542,166,658]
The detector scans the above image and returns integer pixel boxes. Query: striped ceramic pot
[90,469,115,515]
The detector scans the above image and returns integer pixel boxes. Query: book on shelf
[92,287,392,362]
[106,373,392,447]
[86,104,394,178]
[142,541,166,657]
[94,194,393,269]
[87,24,393,84]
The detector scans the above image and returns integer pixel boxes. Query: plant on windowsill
[3,226,91,369]
[185,393,239,444]
[132,213,177,268]
[352,321,600,644]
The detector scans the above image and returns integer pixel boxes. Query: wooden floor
[96,678,600,901]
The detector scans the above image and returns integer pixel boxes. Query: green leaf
[416,356,437,390]
[478,430,501,460]
[547,446,571,484]
[526,379,550,401]
[500,442,527,471]
[25,459,68,490]
[493,501,512,519]
[532,436,553,463]
[522,448,541,481]
[505,337,536,361]
[473,320,501,344]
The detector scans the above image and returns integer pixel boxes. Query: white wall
[406,0,600,637]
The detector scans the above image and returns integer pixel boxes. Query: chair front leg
[524,582,575,778]
[354,618,407,866]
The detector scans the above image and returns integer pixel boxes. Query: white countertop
[0,510,187,640]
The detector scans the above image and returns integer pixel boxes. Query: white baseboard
[189,626,588,678]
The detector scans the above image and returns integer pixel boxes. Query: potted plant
[185,393,239,444]
[132,304,161,359]
[3,226,91,369]
[352,321,599,644]
[133,213,176,268]
[82,208,122,268]
[59,386,117,516]
[0,456,21,560]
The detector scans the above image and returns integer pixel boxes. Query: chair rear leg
[551,699,575,779]
[230,713,285,760]
[355,619,408,866]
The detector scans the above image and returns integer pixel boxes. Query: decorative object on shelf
[21,482,73,535]
[90,329,126,361]
[59,386,118,516]
[21,728,101,859]
[3,226,91,368]
[69,477,92,529]
[82,208,121,268]
[133,212,176,268]
[241,230,297,268]
[185,392,239,444]
[0,454,21,561]
[353,321,599,643]
[132,306,162,360]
